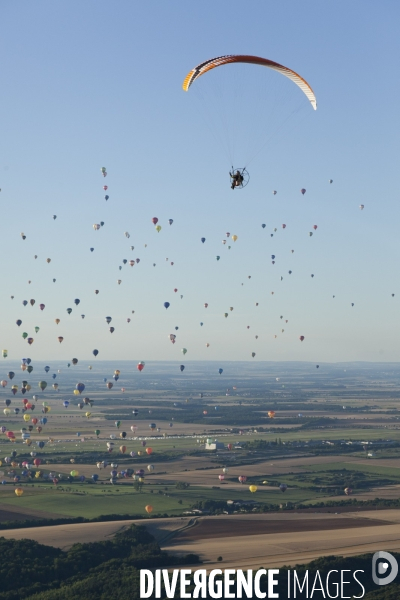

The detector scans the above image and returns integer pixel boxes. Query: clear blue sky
[1,1,399,364]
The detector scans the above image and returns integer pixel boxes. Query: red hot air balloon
[313,225,318,230]
[299,336,305,342]
[238,475,247,484]
[152,217,158,225]
[137,362,145,372]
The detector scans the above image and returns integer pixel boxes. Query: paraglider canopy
[183,55,317,110]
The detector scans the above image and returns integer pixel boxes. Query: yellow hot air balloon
[85,412,91,418]
[232,235,238,242]
[249,485,258,493]
[15,488,23,497]
[155,225,162,233]
[73,390,80,396]
[23,414,30,422]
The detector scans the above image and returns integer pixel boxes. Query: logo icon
[372,551,398,586]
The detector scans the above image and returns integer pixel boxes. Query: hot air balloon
[279,483,287,493]
[299,336,305,342]
[201,237,206,243]
[164,302,170,309]
[238,476,247,484]
[93,349,99,357]
[249,485,257,493]
[218,368,223,375]
[145,505,153,514]
[137,362,145,372]
[300,189,306,195]
[179,365,185,372]
[75,383,85,394]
